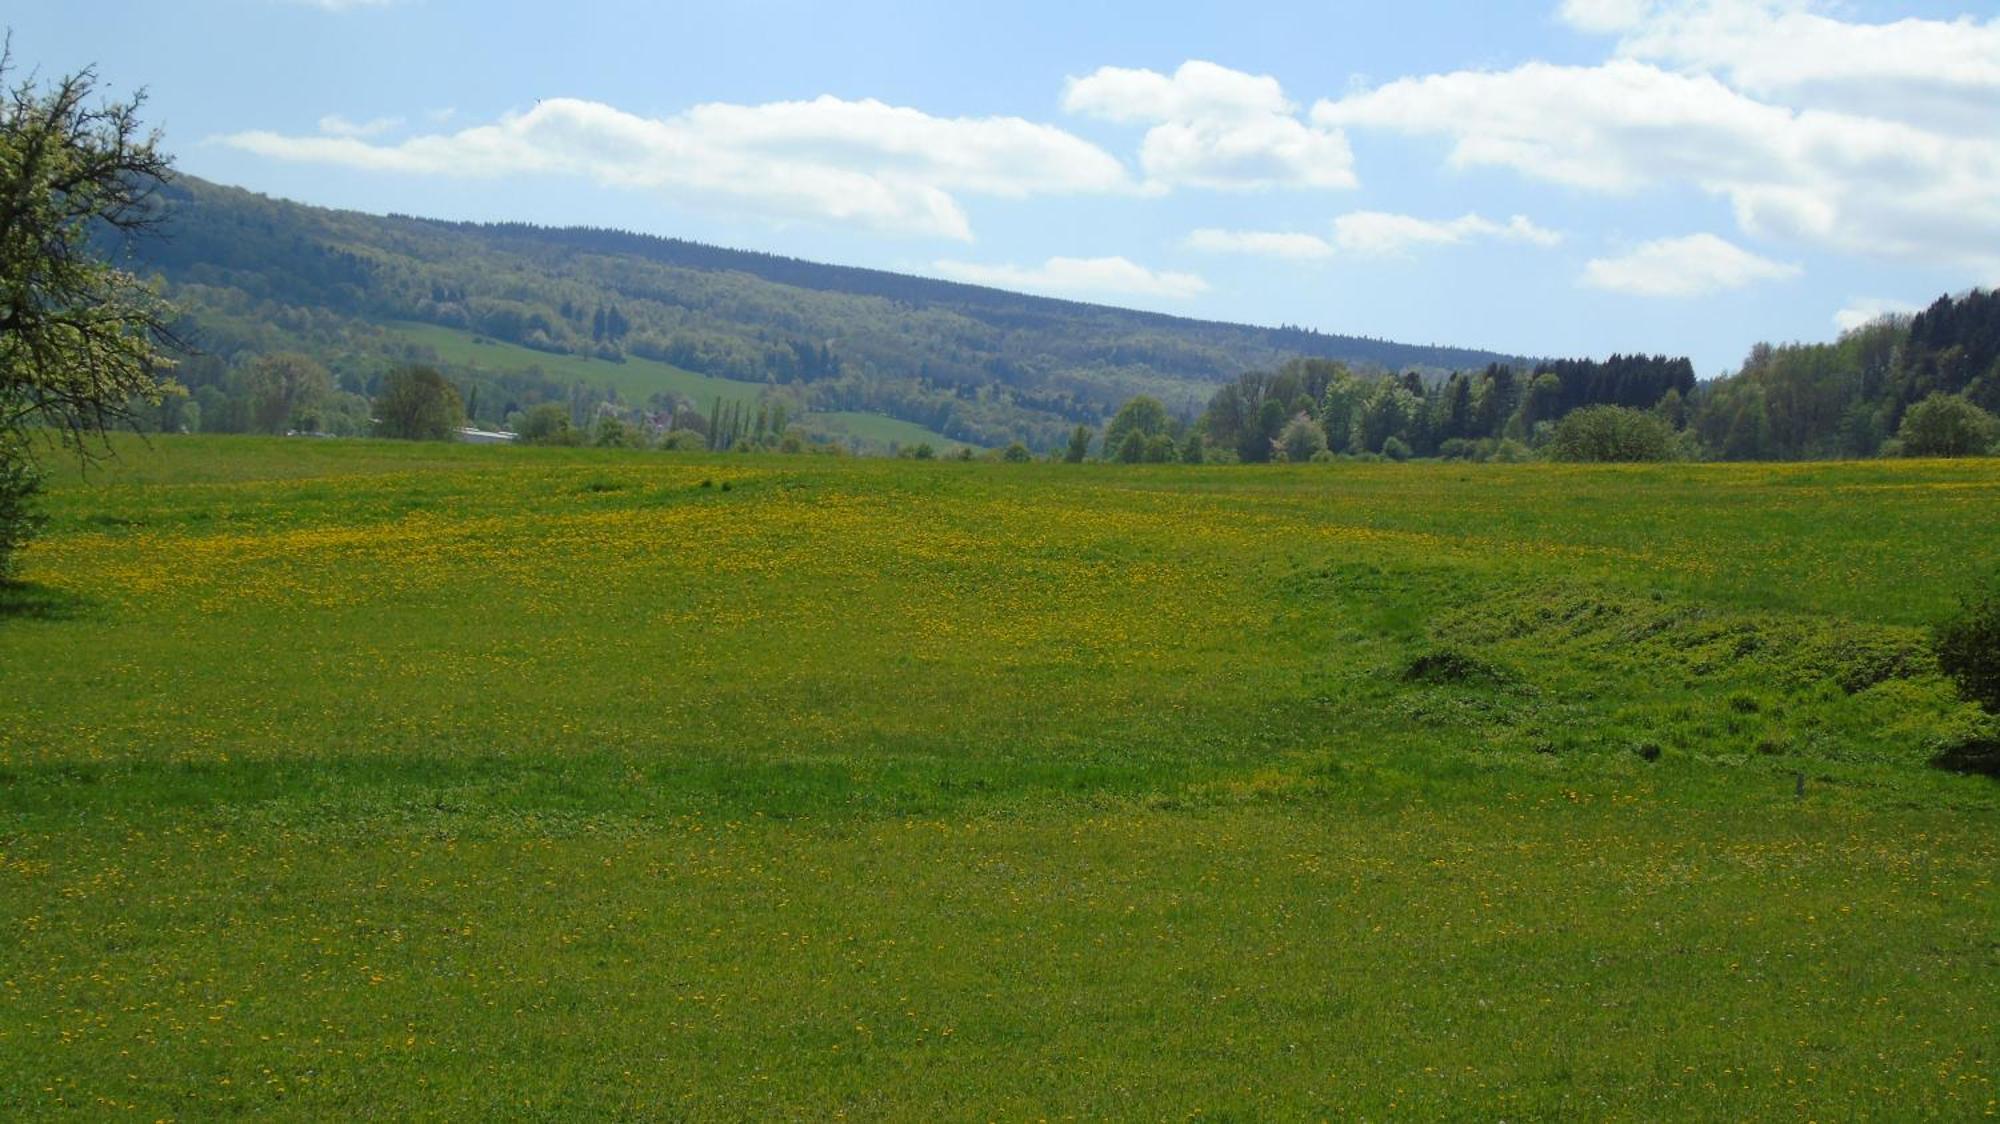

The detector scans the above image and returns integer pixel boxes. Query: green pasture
[1,438,1995,1117]
[385,321,768,410]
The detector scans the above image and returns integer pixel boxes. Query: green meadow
[2,437,1996,1117]
[386,321,770,410]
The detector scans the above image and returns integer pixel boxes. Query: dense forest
[1167,288,1998,465]
[107,175,1523,450]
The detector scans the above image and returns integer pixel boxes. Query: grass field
[387,321,770,410]
[800,410,972,453]
[3,437,1997,1117]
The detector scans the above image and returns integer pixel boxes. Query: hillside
[113,175,1527,448]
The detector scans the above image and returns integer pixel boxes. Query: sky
[12,0,2000,375]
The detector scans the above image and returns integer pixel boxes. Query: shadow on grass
[0,580,93,621]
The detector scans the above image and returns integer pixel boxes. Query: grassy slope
[386,320,768,408]
[388,322,970,450]
[801,410,974,452]
[2,437,1996,1117]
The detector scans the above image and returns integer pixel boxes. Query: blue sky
[13,0,1999,374]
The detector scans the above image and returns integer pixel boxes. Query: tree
[1064,424,1091,463]
[515,402,577,445]
[1143,433,1177,463]
[0,47,180,458]
[0,437,43,580]
[374,365,463,440]
[1546,405,1675,462]
[1277,413,1326,462]
[1116,428,1146,463]
[1002,441,1032,462]
[1104,395,1168,453]
[1180,430,1204,464]
[1896,393,1997,457]
[242,353,331,435]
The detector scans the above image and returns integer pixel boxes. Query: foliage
[515,402,578,445]
[1104,394,1169,453]
[1064,424,1091,463]
[0,436,43,580]
[121,175,1523,453]
[0,47,181,460]
[1546,405,1677,462]
[1115,428,1146,463]
[1895,392,1997,457]
[1693,292,2000,460]
[373,365,463,440]
[240,352,331,434]
[1277,412,1326,462]
[1002,441,1032,463]
[1935,574,2000,713]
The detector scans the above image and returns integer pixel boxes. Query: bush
[0,442,46,581]
[1381,436,1412,461]
[1546,405,1675,462]
[1897,393,1998,457]
[1002,442,1032,463]
[1935,575,2000,713]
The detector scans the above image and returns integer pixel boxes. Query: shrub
[1935,575,2000,713]
[1931,726,2000,777]
[1402,647,1505,685]
[911,443,936,460]
[1002,442,1032,463]
[0,442,46,581]
[1546,405,1675,462]
[1381,436,1412,461]
[1897,393,1997,458]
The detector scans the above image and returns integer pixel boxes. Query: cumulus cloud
[1313,57,2000,273]
[932,256,1209,299]
[1332,211,1562,256]
[1183,228,1335,261]
[217,96,1133,241]
[1064,60,1356,190]
[1582,233,1800,297]
[317,113,402,138]
[1563,0,2000,134]
[1832,296,1922,334]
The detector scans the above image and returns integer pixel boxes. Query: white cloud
[217,97,1132,241]
[1832,296,1922,334]
[317,113,403,138]
[1569,1,2000,134]
[1312,58,2000,273]
[1064,60,1356,190]
[1557,0,1657,34]
[1582,232,1800,297]
[1183,228,1334,261]
[932,256,1209,299]
[1332,211,1562,256]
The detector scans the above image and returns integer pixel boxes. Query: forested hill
[115,174,1525,446]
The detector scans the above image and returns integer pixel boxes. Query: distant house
[458,426,517,445]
